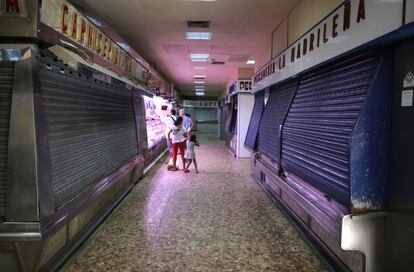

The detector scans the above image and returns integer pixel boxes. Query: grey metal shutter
[244,92,264,149]
[38,59,138,208]
[0,62,14,217]
[258,82,297,162]
[281,52,382,206]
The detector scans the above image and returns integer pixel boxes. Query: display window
[143,96,171,149]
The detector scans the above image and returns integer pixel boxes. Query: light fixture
[185,32,212,40]
[246,60,255,64]
[194,81,205,84]
[193,75,206,79]
[189,53,209,62]
[194,85,205,89]
[195,92,205,96]
[193,66,207,70]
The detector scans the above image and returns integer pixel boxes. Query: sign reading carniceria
[41,0,146,81]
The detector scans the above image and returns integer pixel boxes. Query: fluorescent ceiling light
[246,60,255,64]
[194,81,205,84]
[195,92,205,96]
[195,85,205,88]
[193,75,206,79]
[189,53,209,62]
[185,32,212,40]
[193,66,207,70]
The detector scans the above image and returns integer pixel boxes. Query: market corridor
[62,134,327,272]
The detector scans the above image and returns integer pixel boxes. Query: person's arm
[189,116,195,132]
[167,129,172,142]
[195,140,200,147]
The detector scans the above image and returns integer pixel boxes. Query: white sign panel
[403,71,414,88]
[236,80,252,93]
[253,0,405,92]
[401,90,413,107]
[183,100,218,108]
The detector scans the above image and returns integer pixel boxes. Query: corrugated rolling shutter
[258,82,297,162]
[244,92,264,149]
[38,60,138,208]
[281,52,381,206]
[0,62,14,217]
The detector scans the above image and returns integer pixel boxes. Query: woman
[167,116,187,171]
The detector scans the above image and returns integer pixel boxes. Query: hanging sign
[237,80,252,93]
[0,0,28,17]
[40,0,147,83]
[253,0,406,92]
[183,100,218,108]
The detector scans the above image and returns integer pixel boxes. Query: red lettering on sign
[71,13,77,39]
[332,14,339,38]
[5,0,21,13]
[296,42,301,59]
[323,23,328,43]
[310,33,315,51]
[357,0,366,23]
[303,38,308,56]
[317,28,321,47]
[61,5,69,33]
[343,1,351,31]
[80,18,86,43]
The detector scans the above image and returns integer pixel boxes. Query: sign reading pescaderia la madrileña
[183,100,218,108]
[253,0,410,92]
[40,0,147,83]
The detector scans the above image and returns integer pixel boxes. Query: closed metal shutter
[244,93,264,149]
[38,60,138,208]
[258,82,297,162]
[0,62,14,217]
[281,52,381,206]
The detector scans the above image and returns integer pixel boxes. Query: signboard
[0,0,28,17]
[253,0,406,92]
[0,0,38,37]
[183,100,218,108]
[40,0,148,83]
[228,82,236,95]
[236,80,252,93]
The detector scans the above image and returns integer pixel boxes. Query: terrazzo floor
[62,134,328,272]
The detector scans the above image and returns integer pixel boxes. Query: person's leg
[171,143,178,170]
[178,142,186,171]
[165,140,172,164]
[193,158,198,173]
[185,159,192,172]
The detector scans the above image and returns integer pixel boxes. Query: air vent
[187,21,210,28]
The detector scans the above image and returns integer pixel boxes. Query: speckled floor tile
[61,134,328,272]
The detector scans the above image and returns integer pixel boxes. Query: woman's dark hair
[174,116,183,126]
[190,134,197,142]
[170,109,176,115]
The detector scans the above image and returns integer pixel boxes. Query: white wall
[237,93,255,158]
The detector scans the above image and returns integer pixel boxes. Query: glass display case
[144,96,170,149]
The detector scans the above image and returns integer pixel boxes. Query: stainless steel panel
[6,57,39,222]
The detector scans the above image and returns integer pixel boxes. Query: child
[184,134,200,173]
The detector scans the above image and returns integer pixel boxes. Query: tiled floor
[62,134,327,272]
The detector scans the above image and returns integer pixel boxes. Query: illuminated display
[144,96,171,149]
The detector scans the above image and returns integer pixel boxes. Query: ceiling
[70,0,299,97]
